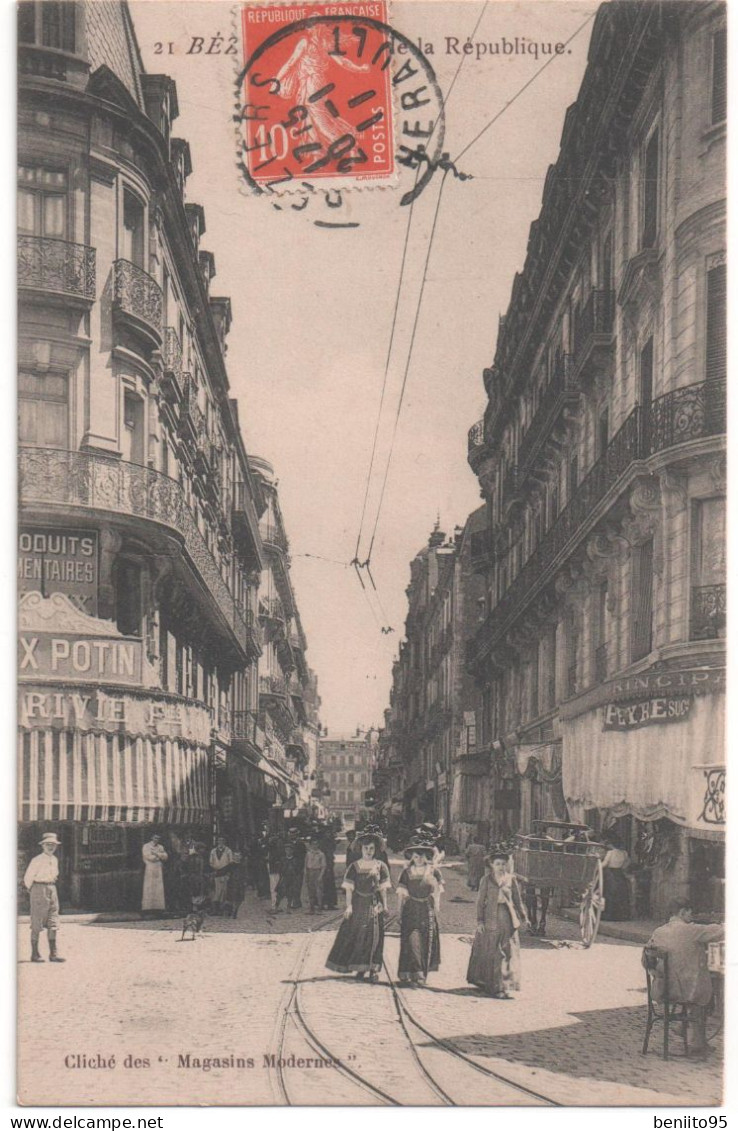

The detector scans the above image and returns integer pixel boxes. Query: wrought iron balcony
[468,418,485,456]
[468,408,643,666]
[232,709,259,747]
[18,235,96,303]
[261,595,286,622]
[19,447,253,658]
[232,480,261,562]
[112,259,163,343]
[690,585,726,641]
[259,522,289,555]
[179,375,205,445]
[259,673,288,697]
[650,379,726,453]
[572,289,615,381]
[160,329,185,403]
[517,354,578,478]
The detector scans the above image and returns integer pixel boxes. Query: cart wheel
[579,858,604,947]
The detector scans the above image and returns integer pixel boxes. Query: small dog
[180,898,207,941]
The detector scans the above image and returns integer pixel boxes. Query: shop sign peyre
[18,529,98,615]
[18,686,212,743]
[561,665,725,722]
[603,695,693,731]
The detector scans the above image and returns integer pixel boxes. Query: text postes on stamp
[237,3,445,205]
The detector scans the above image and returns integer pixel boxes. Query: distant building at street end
[373,520,485,844]
[318,731,377,829]
[465,2,725,917]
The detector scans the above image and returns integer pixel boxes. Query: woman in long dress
[467,849,527,998]
[397,838,443,986]
[600,839,632,921]
[141,834,168,916]
[465,840,486,891]
[326,833,391,983]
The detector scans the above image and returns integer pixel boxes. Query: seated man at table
[647,898,724,1058]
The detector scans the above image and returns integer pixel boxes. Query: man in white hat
[23,832,65,962]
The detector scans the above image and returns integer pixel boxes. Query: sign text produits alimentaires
[18,529,98,614]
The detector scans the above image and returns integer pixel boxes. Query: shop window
[18,165,67,239]
[711,28,727,126]
[18,2,76,51]
[630,538,654,661]
[122,190,145,268]
[641,127,660,250]
[705,263,726,384]
[19,370,68,449]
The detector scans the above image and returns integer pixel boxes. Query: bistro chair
[641,945,689,1059]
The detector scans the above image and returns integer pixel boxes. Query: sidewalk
[556,907,659,944]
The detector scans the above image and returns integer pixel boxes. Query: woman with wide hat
[396,836,443,986]
[325,831,391,983]
[467,846,527,999]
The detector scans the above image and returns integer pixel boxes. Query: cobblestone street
[18,857,722,1107]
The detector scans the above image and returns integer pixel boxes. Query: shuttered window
[706,263,726,383]
[711,29,727,125]
[630,538,654,662]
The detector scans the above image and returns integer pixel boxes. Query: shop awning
[18,729,210,825]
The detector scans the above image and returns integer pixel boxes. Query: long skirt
[398,898,440,979]
[467,904,521,994]
[326,897,385,973]
[142,861,166,911]
[602,868,630,921]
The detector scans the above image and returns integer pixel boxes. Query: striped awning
[19,728,210,825]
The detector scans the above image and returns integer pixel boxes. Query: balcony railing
[259,522,289,555]
[469,379,726,667]
[232,709,261,747]
[650,379,726,453]
[19,448,254,657]
[179,375,206,443]
[690,584,726,641]
[261,595,285,622]
[572,288,615,376]
[517,354,578,477]
[112,259,163,340]
[468,418,486,457]
[259,673,288,697]
[163,326,183,373]
[18,235,96,302]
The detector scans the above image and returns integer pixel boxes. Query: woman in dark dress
[396,837,443,986]
[326,833,391,983]
[467,849,527,998]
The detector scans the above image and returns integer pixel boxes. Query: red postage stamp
[239,2,396,189]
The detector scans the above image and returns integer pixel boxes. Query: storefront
[18,592,213,911]
[561,665,725,918]
[513,742,567,834]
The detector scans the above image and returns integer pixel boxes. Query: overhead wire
[353,1,489,570]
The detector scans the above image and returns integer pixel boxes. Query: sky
[130,0,598,735]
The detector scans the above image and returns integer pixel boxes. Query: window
[18,166,67,238]
[530,644,539,718]
[598,407,609,459]
[18,2,76,51]
[594,581,608,682]
[711,29,727,126]
[639,337,654,446]
[115,559,142,636]
[705,263,726,384]
[568,454,578,500]
[122,190,145,267]
[641,128,659,249]
[19,371,68,448]
[122,392,145,465]
[630,538,654,662]
[690,499,726,640]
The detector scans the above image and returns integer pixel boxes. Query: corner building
[466,2,725,917]
[18,0,266,907]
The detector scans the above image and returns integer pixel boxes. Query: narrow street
[18,854,722,1107]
